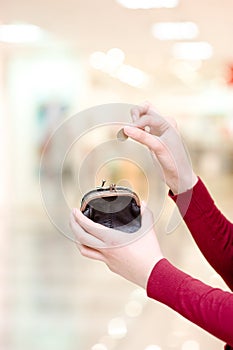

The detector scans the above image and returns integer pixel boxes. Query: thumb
[138,205,155,235]
[124,126,163,153]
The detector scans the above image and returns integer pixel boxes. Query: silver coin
[117,128,128,142]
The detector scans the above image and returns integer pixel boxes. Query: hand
[69,204,164,289]
[123,103,198,194]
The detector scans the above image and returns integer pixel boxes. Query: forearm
[147,259,233,346]
[169,178,233,290]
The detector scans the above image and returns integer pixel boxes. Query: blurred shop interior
[1,0,233,350]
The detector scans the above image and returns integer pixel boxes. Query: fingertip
[141,200,147,208]
[130,107,139,121]
[132,114,137,122]
[142,100,151,110]
[123,125,135,137]
[75,208,82,216]
[140,200,148,216]
[72,209,86,226]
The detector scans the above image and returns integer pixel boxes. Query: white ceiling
[1,0,233,85]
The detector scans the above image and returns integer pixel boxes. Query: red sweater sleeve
[147,259,233,347]
[169,178,233,291]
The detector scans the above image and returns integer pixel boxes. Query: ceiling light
[116,0,179,9]
[144,346,162,350]
[152,22,199,40]
[116,64,149,87]
[0,24,43,43]
[105,48,125,73]
[170,60,201,82]
[106,48,125,66]
[172,42,213,60]
[89,49,149,88]
[89,51,107,70]
[89,48,125,73]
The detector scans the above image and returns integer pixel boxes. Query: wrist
[142,255,164,289]
[169,172,198,195]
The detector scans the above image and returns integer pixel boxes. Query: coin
[117,128,128,141]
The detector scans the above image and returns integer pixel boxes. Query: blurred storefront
[1,1,233,349]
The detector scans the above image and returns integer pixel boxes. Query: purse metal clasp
[98,181,116,192]
[101,180,106,187]
[110,183,117,192]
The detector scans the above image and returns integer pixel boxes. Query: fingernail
[132,114,137,122]
[117,128,128,142]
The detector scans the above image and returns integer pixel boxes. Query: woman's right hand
[124,103,198,194]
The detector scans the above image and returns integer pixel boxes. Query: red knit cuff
[168,177,215,220]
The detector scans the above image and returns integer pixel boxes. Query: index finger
[130,103,150,122]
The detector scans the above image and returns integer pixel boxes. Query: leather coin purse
[80,181,141,233]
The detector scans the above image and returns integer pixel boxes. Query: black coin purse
[80,182,141,233]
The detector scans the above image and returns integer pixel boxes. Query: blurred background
[1,0,233,349]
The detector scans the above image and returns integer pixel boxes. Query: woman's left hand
[69,205,164,289]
